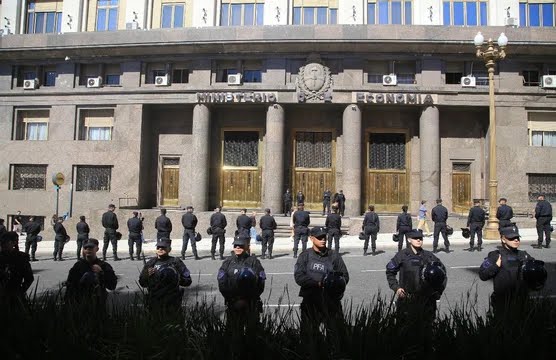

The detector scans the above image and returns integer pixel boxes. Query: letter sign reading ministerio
[196,92,277,103]
[353,92,437,105]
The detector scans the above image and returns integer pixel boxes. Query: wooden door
[161,158,179,206]
[366,132,409,212]
[221,130,262,208]
[292,131,335,210]
[452,163,472,214]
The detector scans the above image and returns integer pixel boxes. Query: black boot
[433,248,439,253]
[363,249,368,256]
[181,253,186,260]
[211,253,216,260]
[130,254,134,261]
[268,253,273,260]
[102,251,107,261]
[293,251,297,259]
[220,254,225,260]
[371,248,376,256]
[114,254,121,261]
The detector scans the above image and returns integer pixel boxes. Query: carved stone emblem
[296,59,333,101]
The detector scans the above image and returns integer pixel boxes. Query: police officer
[386,229,446,324]
[76,215,90,260]
[325,207,342,253]
[479,225,543,318]
[533,194,553,249]
[53,216,68,261]
[294,226,349,332]
[259,208,277,259]
[336,190,346,217]
[236,209,252,238]
[101,204,120,261]
[217,234,266,328]
[431,199,450,253]
[465,199,486,252]
[283,189,293,217]
[496,197,514,230]
[0,231,34,303]
[210,206,227,260]
[296,191,305,206]
[181,206,200,260]
[65,238,117,309]
[127,211,143,261]
[322,189,332,215]
[155,208,172,241]
[362,205,380,256]
[292,203,311,258]
[396,205,412,252]
[23,216,41,262]
[0,219,6,238]
[139,238,192,311]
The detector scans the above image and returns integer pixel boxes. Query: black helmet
[461,228,470,239]
[79,271,99,286]
[358,232,365,240]
[157,266,179,285]
[421,261,447,292]
[236,267,258,294]
[206,227,213,235]
[323,272,347,300]
[446,226,454,236]
[392,233,400,242]
[256,234,263,242]
[195,232,202,242]
[522,260,547,291]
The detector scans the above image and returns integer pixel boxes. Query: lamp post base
[484,221,500,240]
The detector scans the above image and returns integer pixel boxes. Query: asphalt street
[26,238,556,318]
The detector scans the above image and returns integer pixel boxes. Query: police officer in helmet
[294,226,349,333]
[479,225,546,319]
[217,234,266,329]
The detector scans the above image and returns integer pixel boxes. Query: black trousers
[103,229,118,258]
[323,200,330,215]
[284,202,292,216]
[498,219,512,230]
[293,227,308,254]
[398,226,411,252]
[128,233,142,258]
[25,235,38,259]
[327,229,341,252]
[363,227,378,252]
[53,237,65,259]
[157,231,171,241]
[261,229,274,256]
[300,298,344,336]
[182,229,198,257]
[76,234,89,259]
[338,204,345,217]
[536,217,552,246]
[469,222,484,247]
[433,222,450,249]
[211,230,225,256]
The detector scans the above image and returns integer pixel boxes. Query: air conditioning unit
[86,76,102,88]
[382,74,397,86]
[542,75,556,89]
[155,75,169,86]
[23,79,38,90]
[461,76,476,88]
[227,73,242,85]
[126,21,139,30]
[504,17,518,27]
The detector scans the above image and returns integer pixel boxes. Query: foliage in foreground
[2,290,555,360]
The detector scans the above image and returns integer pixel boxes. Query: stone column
[342,104,362,216]
[419,106,440,205]
[263,104,285,213]
[191,104,211,211]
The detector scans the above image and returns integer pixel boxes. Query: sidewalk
[21,228,542,256]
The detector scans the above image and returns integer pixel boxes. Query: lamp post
[474,32,508,240]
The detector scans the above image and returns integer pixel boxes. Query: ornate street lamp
[474,32,508,240]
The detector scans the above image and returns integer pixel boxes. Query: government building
[0,0,555,231]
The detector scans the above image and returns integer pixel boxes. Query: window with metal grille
[369,133,405,170]
[163,158,180,166]
[223,132,259,167]
[12,164,47,190]
[453,163,471,171]
[528,174,556,202]
[295,132,332,168]
[75,166,112,191]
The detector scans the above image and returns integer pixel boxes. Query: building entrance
[161,158,179,206]
[452,163,472,214]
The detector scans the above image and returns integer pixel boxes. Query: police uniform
[0,233,34,302]
[236,214,252,238]
[217,237,266,324]
[127,216,144,260]
[296,192,305,206]
[65,239,117,308]
[322,190,332,215]
[396,212,412,252]
[23,220,41,261]
[336,192,346,217]
[292,209,311,257]
[534,198,553,248]
[479,226,535,317]
[181,211,199,260]
[139,240,192,310]
[386,230,446,322]
[210,211,228,260]
[294,227,349,331]
[155,214,173,241]
[76,219,90,260]
[325,211,342,253]
[283,191,293,217]
[101,210,119,261]
[259,211,277,259]
[362,211,380,255]
[496,203,514,229]
[466,205,486,250]
[431,202,450,252]
[53,221,68,261]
